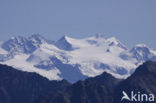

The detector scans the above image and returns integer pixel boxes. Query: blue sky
[0,0,156,49]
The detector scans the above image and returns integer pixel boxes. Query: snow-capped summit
[28,34,47,44]
[2,36,32,53]
[130,44,156,62]
[106,37,128,50]
[106,37,120,45]
[135,43,148,47]
[2,34,50,54]
[54,35,74,51]
[0,34,156,83]
[6,36,27,45]
[28,34,50,49]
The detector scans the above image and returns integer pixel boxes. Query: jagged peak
[106,37,128,50]
[55,35,74,51]
[7,35,28,44]
[29,34,45,40]
[106,37,119,43]
[57,35,76,44]
[10,35,26,40]
[131,44,152,51]
[28,34,49,45]
[62,35,68,40]
[60,35,71,40]
[30,34,43,38]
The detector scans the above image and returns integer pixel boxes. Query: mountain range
[34,61,156,103]
[0,61,155,103]
[0,34,156,83]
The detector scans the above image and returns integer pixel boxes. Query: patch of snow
[136,43,148,47]
[0,53,62,80]
[0,47,8,54]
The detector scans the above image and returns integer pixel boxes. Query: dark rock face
[34,72,121,103]
[35,61,156,103]
[114,61,156,103]
[0,64,70,103]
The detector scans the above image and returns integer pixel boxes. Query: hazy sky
[0,0,156,49]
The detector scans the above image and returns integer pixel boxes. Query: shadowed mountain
[114,61,156,103]
[0,64,70,103]
[34,72,121,103]
[34,61,156,103]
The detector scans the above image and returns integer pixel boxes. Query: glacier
[0,34,156,83]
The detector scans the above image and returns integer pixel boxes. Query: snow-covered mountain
[0,34,156,83]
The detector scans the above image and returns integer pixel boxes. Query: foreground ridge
[34,61,156,103]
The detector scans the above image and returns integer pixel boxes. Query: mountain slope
[34,72,121,103]
[0,64,70,103]
[34,61,156,103]
[114,61,156,103]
